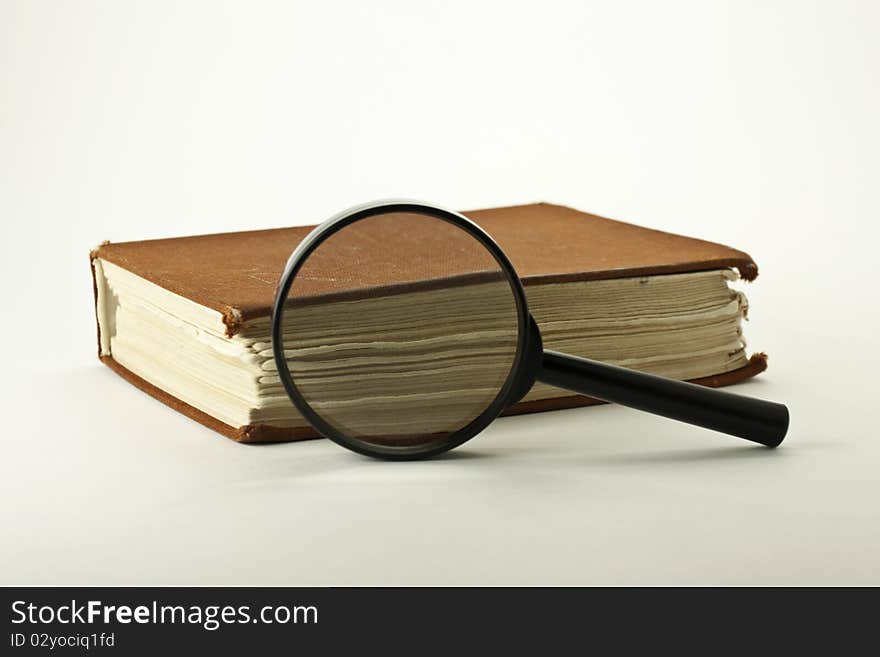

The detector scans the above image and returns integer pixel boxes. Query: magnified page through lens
[276,212,521,450]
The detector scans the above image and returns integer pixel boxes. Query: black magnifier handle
[538,350,789,447]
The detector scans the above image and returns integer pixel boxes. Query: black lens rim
[271,200,530,460]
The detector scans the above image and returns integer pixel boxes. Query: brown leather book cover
[90,202,767,442]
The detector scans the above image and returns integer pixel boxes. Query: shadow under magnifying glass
[586,443,787,466]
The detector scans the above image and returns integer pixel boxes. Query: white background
[2,0,878,584]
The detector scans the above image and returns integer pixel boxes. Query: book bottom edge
[99,353,769,444]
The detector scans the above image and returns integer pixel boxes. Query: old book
[90,202,768,442]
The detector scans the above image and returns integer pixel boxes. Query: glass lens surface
[277,211,522,451]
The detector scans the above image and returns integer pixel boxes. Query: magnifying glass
[272,200,789,460]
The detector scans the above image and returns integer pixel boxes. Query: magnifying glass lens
[277,211,522,452]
